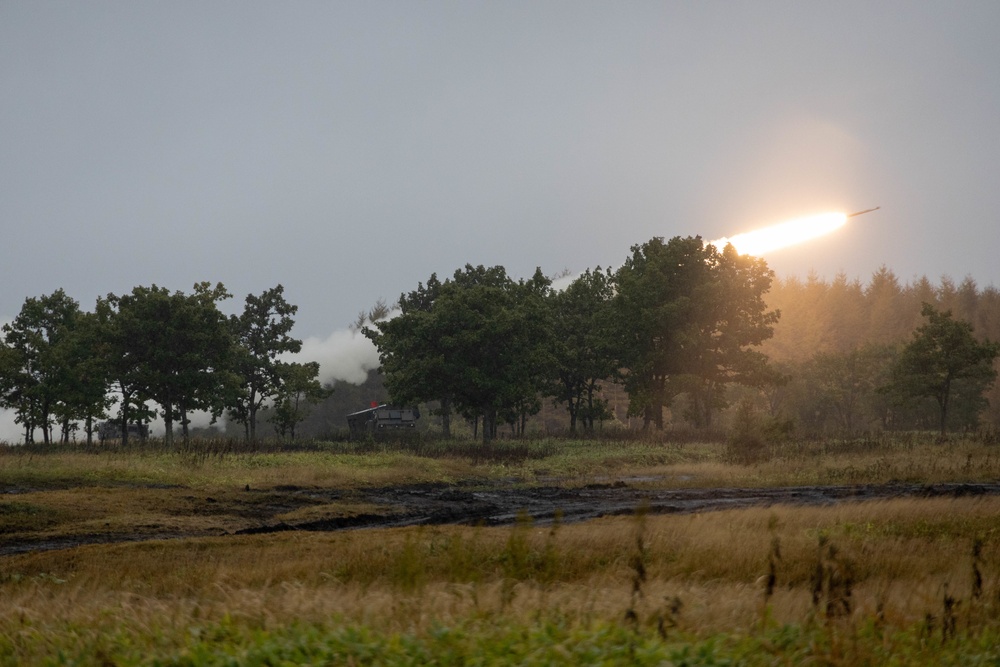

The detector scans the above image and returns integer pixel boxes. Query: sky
[3,2,1000,415]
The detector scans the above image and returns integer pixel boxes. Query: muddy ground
[4,480,1000,557]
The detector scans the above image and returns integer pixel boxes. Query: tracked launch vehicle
[347,404,419,439]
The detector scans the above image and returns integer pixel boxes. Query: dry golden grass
[5,436,1000,664]
[4,495,999,643]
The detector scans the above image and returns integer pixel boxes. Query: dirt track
[238,480,1000,534]
[5,480,1000,557]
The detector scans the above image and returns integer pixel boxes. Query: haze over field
[3,2,999,337]
[3,3,1000,441]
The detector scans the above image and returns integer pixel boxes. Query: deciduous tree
[613,237,778,430]
[0,290,88,444]
[546,268,617,434]
[226,285,302,441]
[886,303,999,435]
[269,361,329,439]
[368,265,553,442]
[99,283,234,446]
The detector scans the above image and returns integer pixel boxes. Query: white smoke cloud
[289,317,393,386]
[0,408,23,443]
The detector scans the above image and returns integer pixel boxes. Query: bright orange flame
[709,212,848,256]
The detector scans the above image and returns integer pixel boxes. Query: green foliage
[98,283,235,446]
[546,268,618,434]
[0,290,112,445]
[725,397,792,463]
[269,361,331,439]
[4,608,1000,665]
[886,303,999,435]
[368,265,554,442]
[784,344,898,434]
[225,285,303,441]
[760,273,1000,435]
[614,237,778,430]
[8,260,1000,444]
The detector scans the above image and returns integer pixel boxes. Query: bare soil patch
[5,479,1000,557]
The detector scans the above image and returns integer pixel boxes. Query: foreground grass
[4,496,1000,664]
[3,433,1000,663]
[6,617,1000,666]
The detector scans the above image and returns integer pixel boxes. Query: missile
[847,206,880,218]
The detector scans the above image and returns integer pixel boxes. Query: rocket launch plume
[708,207,876,256]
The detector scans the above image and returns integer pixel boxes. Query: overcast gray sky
[3,1,999,342]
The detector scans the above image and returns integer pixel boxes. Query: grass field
[3,433,1000,664]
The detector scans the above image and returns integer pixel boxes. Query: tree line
[367,237,780,442]
[3,241,998,445]
[758,269,1000,436]
[366,238,999,441]
[0,284,327,445]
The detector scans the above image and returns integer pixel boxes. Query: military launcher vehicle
[347,404,419,439]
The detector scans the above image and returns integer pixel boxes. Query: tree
[98,283,234,446]
[676,243,780,428]
[433,265,552,441]
[367,265,553,443]
[365,274,457,436]
[269,361,330,439]
[95,295,149,445]
[613,237,711,429]
[0,290,88,444]
[226,285,302,441]
[801,344,896,434]
[174,283,237,438]
[612,237,778,430]
[0,337,33,442]
[545,268,618,434]
[349,298,393,334]
[49,311,113,444]
[865,266,908,345]
[886,303,999,435]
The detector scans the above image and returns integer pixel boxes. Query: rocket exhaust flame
[708,207,878,256]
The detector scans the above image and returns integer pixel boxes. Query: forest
[2,236,999,445]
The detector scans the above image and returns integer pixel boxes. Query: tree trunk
[41,398,51,445]
[584,384,597,434]
[180,405,190,444]
[248,389,258,442]
[120,390,131,445]
[568,395,578,435]
[482,409,495,444]
[163,399,174,447]
[440,397,452,438]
